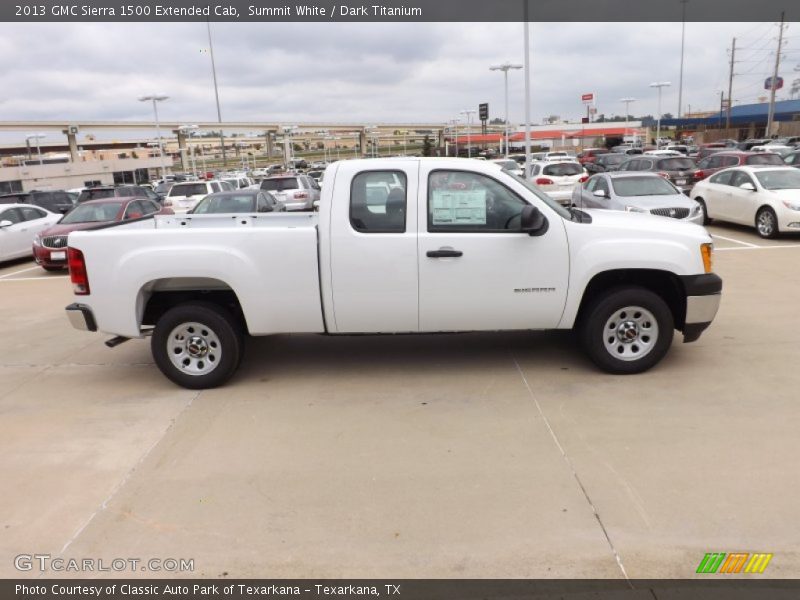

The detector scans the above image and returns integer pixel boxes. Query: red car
[576,148,610,165]
[33,197,170,271]
[693,151,786,183]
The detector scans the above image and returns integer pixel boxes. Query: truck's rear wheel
[579,287,674,374]
[152,301,242,389]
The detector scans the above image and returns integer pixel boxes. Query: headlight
[781,200,800,211]
[625,205,646,213]
[33,235,42,247]
[691,203,702,216]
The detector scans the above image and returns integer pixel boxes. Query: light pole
[460,110,476,158]
[678,0,688,117]
[26,133,46,165]
[449,119,460,157]
[619,97,636,144]
[490,62,523,158]
[138,94,169,178]
[649,82,671,148]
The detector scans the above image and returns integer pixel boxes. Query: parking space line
[0,276,69,282]
[0,266,41,279]
[716,244,800,252]
[711,234,760,248]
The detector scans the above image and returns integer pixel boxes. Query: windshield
[78,189,115,202]
[261,177,299,191]
[754,170,800,190]
[543,163,583,176]
[657,158,696,170]
[746,153,785,166]
[61,201,124,223]
[612,176,678,197]
[192,194,257,213]
[506,172,572,219]
[169,183,208,197]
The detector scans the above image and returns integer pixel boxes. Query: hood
[579,207,709,240]
[39,221,112,237]
[764,189,800,201]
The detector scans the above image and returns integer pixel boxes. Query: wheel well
[141,286,247,333]
[577,269,687,329]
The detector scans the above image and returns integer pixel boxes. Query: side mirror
[0,220,13,228]
[593,189,608,198]
[520,205,548,236]
[739,182,756,191]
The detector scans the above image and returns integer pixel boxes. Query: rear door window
[658,158,695,170]
[709,170,735,186]
[350,171,407,233]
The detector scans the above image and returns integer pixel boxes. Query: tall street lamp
[649,82,671,148]
[459,110,476,158]
[25,133,46,165]
[490,62,522,158]
[138,94,169,178]
[619,97,636,144]
[448,119,460,157]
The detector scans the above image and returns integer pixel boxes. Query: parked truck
[65,158,722,389]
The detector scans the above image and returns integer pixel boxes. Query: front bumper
[65,303,97,332]
[680,273,722,343]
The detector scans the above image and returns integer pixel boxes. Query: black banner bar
[3,0,800,23]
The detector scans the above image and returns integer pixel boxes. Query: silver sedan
[572,172,704,225]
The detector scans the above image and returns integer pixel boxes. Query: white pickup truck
[65,158,722,389]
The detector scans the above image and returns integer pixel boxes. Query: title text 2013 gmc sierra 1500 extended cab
[65,158,722,389]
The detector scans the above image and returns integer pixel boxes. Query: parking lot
[1,222,799,579]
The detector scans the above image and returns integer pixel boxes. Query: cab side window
[350,171,407,233]
[427,170,528,232]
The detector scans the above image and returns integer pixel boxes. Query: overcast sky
[0,20,797,140]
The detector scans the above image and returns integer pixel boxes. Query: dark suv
[617,155,698,194]
[78,185,162,204]
[693,151,785,181]
[0,190,75,214]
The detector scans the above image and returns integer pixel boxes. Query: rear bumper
[65,303,97,332]
[679,273,722,343]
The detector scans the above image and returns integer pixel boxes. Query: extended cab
[65,158,722,389]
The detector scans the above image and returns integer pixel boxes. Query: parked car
[306,170,326,185]
[617,155,698,194]
[489,159,524,177]
[572,172,703,225]
[65,157,721,388]
[696,146,728,161]
[576,148,610,165]
[750,145,794,157]
[164,180,231,213]
[78,185,162,205]
[189,190,285,214]
[736,139,771,151]
[665,145,689,155]
[33,198,167,271]
[0,204,61,263]
[0,190,75,214]
[693,151,786,182]
[611,146,644,156]
[783,150,800,168]
[529,160,588,205]
[259,175,320,211]
[585,153,627,174]
[643,150,683,157]
[691,166,800,238]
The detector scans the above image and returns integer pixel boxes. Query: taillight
[578,175,589,183]
[68,247,90,295]
[656,171,670,178]
[294,191,308,199]
[535,177,554,185]
[693,170,705,180]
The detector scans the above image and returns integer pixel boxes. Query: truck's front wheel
[152,301,243,389]
[579,287,674,374]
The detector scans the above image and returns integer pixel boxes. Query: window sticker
[431,189,487,225]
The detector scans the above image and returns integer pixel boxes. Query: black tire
[151,301,243,389]
[579,286,674,374]
[695,198,711,225]
[755,206,779,239]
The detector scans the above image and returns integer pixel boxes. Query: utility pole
[726,37,736,129]
[766,12,785,137]
[678,0,688,117]
[523,10,532,178]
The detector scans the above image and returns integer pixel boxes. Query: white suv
[164,181,232,213]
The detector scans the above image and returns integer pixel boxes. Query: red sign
[581,93,595,103]
[765,76,784,91]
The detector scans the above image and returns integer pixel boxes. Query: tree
[422,134,433,157]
